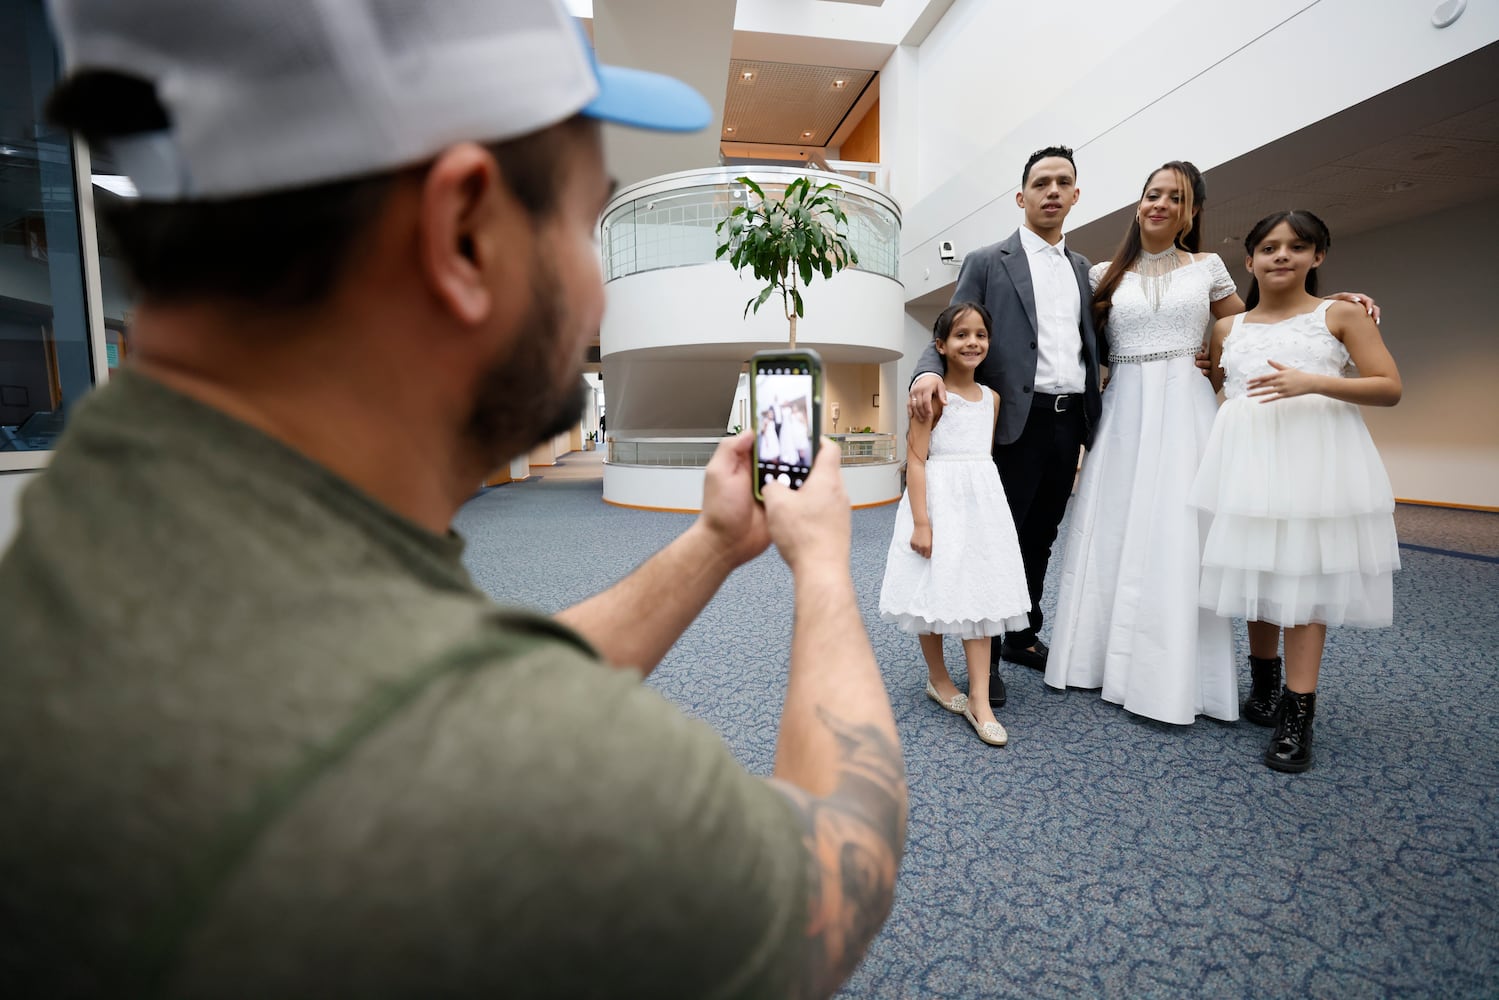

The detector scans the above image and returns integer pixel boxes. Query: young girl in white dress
[880,303,1031,746]
[1193,210,1402,772]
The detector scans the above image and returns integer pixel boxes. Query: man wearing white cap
[0,2,906,997]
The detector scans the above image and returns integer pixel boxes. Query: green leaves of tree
[714,176,859,327]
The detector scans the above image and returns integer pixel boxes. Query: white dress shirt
[1019,225,1086,394]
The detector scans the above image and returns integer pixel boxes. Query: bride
[1045,161,1244,724]
[1046,161,1376,725]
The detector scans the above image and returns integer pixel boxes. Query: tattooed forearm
[778,707,907,998]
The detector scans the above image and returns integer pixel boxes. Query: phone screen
[754,358,817,493]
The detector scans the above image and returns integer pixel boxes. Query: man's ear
[418,142,530,326]
[1015,190,1025,210]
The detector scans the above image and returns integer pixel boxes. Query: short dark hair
[48,70,588,308]
[1021,146,1077,187]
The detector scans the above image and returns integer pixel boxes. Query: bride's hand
[1327,291,1380,325]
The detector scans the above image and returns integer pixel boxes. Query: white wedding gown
[1045,254,1238,724]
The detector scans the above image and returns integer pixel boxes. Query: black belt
[1032,391,1081,413]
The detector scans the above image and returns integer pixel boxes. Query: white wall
[912,0,1175,203]
[0,471,35,551]
[1318,195,1499,509]
[895,0,1499,298]
[594,0,736,188]
[730,0,943,45]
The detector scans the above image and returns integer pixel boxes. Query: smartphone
[749,348,823,501]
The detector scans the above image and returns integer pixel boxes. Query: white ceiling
[722,59,876,146]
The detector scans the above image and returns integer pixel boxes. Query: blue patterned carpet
[457,465,1499,999]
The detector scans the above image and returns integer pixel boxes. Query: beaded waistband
[925,454,993,462]
[1109,345,1200,364]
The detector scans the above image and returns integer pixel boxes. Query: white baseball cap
[46,0,713,200]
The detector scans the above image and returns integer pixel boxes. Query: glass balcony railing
[608,434,897,469]
[601,166,901,284]
[606,437,724,468]
[828,433,896,466]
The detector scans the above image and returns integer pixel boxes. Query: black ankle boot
[1242,655,1282,727]
[1264,688,1316,773]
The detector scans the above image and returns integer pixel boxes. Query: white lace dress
[1045,254,1238,724]
[1191,301,1399,626]
[880,386,1030,638]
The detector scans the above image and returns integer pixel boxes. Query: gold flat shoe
[925,680,968,715]
[963,706,1008,746]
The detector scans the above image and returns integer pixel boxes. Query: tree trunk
[788,312,797,350]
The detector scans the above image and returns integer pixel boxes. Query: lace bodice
[1090,254,1238,362]
[1220,300,1352,400]
[930,385,994,459]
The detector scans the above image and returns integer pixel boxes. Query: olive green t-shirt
[0,370,808,998]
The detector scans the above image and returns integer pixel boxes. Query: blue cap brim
[584,63,712,133]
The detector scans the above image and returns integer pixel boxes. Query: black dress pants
[993,392,1087,649]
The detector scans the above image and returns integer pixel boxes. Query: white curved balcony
[600,166,904,362]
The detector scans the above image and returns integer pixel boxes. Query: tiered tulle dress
[880,386,1030,638]
[1191,301,1399,626]
[1045,254,1238,724]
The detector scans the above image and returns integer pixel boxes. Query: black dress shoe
[988,664,1007,709]
[1000,637,1049,671]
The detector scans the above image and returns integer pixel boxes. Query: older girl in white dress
[1193,210,1401,772]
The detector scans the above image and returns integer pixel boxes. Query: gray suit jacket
[913,229,1103,447]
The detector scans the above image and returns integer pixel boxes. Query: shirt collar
[1020,225,1067,258]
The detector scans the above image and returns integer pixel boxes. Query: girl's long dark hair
[1090,161,1206,345]
[1242,210,1331,309]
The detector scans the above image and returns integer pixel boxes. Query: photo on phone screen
[751,350,821,499]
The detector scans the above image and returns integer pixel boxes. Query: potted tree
[714,176,858,349]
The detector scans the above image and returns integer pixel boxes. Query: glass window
[0,0,95,457]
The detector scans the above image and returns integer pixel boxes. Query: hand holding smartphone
[749,348,823,501]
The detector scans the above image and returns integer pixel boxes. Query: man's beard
[466,263,591,467]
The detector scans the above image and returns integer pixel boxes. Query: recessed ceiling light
[740,70,755,82]
[723,126,735,134]
[802,130,814,139]
[832,80,846,89]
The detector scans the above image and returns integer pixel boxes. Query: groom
[908,146,1103,709]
